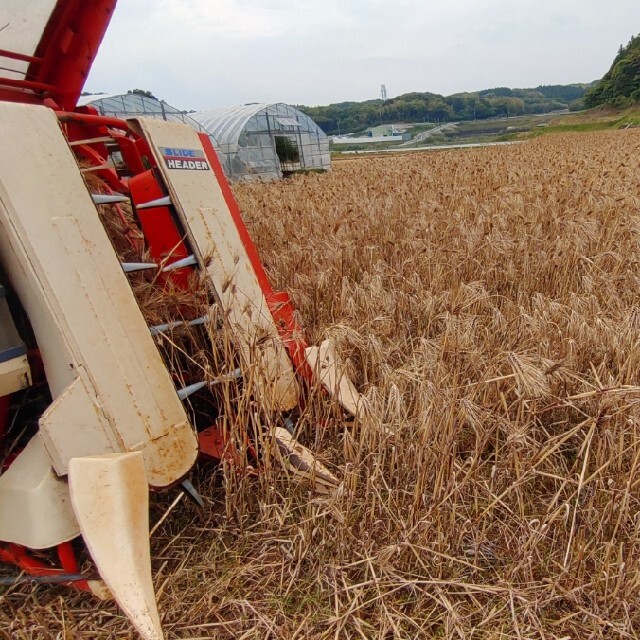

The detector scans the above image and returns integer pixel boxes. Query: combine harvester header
[0,2,362,638]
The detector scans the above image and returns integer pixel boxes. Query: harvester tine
[91,193,131,205]
[80,163,112,173]
[149,316,207,336]
[136,196,172,210]
[177,368,242,400]
[68,451,164,640]
[273,427,339,494]
[305,340,362,417]
[162,254,198,272]
[121,262,158,273]
[177,380,208,400]
[215,367,242,383]
[68,136,115,146]
[180,479,205,508]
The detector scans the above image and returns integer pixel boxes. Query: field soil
[3,129,640,639]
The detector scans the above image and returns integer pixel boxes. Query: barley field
[3,130,640,639]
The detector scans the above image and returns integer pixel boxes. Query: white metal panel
[0,435,79,549]
[132,117,300,412]
[69,452,164,640]
[0,102,198,487]
[0,0,57,76]
[0,355,31,397]
[305,340,362,416]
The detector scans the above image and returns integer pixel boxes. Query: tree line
[298,84,593,135]
[585,34,640,108]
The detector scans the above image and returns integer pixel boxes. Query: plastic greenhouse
[192,103,331,181]
[77,93,209,134]
[77,95,330,181]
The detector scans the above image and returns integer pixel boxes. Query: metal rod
[162,255,198,272]
[70,136,115,147]
[136,196,172,210]
[180,479,204,508]
[0,573,96,585]
[177,381,208,400]
[0,48,44,64]
[177,368,242,400]
[92,193,130,205]
[80,163,112,173]
[149,316,207,336]
[121,262,158,273]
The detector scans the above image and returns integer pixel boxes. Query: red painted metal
[0,544,91,592]
[128,171,193,290]
[0,6,316,589]
[0,77,56,93]
[0,1,116,110]
[0,49,43,65]
[57,542,89,591]
[56,110,128,130]
[57,108,153,189]
[0,87,42,106]
[32,0,117,111]
[198,426,239,464]
[199,133,312,379]
[56,542,79,573]
[267,292,313,383]
[111,131,153,176]
[198,424,258,471]
[74,143,123,191]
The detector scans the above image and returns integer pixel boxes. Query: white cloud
[85,0,640,109]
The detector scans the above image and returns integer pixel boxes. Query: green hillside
[585,34,640,108]
[299,83,594,136]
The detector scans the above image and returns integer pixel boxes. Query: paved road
[399,122,458,147]
[340,140,522,155]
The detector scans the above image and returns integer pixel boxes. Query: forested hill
[298,84,593,135]
[585,35,640,108]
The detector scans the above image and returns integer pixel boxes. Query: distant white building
[332,132,411,145]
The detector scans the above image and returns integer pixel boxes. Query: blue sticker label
[159,147,210,171]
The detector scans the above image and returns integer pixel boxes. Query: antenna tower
[380,84,388,101]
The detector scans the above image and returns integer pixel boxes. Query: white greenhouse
[191,103,331,181]
[78,95,330,181]
[78,93,209,134]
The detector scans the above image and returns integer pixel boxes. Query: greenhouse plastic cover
[192,103,330,181]
[78,93,210,138]
[76,96,330,181]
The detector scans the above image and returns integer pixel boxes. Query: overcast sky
[85,0,640,110]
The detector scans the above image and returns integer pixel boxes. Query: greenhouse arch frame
[192,103,330,181]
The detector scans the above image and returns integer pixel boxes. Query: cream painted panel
[0,0,57,74]
[0,354,31,397]
[305,340,362,416]
[69,452,164,640]
[0,102,197,487]
[132,117,299,412]
[0,435,79,549]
